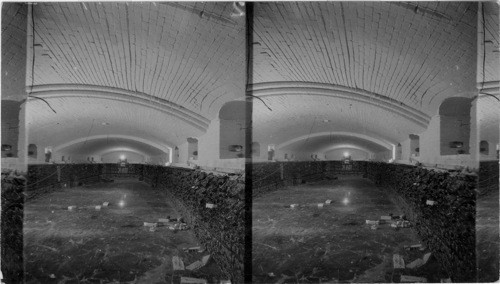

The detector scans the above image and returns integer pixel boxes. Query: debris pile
[140,166,245,282]
[142,216,190,232]
[390,248,436,282]
[365,162,476,282]
[288,198,337,209]
[172,254,212,283]
[364,214,413,231]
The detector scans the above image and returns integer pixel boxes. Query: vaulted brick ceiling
[251,2,479,153]
[26,2,245,155]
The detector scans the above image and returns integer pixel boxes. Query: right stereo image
[249,2,499,283]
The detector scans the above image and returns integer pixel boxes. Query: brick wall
[27,164,103,198]
[252,162,284,196]
[252,161,367,196]
[26,163,150,199]
[478,160,499,195]
[140,165,245,283]
[24,164,245,282]
[366,162,477,282]
[1,170,26,283]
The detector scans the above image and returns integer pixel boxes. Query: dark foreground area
[24,178,222,283]
[252,177,447,283]
[476,187,499,283]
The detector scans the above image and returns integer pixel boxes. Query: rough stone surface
[253,160,478,282]
[23,164,244,283]
[141,165,245,283]
[365,162,477,282]
[252,161,366,196]
[478,160,499,195]
[1,170,25,283]
[27,164,103,198]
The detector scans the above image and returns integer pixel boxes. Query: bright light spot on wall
[118,200,125,208]
[120,154,125,160]
[343,152,349,157]
[343,198,349,205]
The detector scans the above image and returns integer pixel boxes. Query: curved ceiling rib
[29,84,210,131]
[98,148,148,156]
[323,145,373,154]
[252,93,426,148]
[27,96,203,151]
[250,82,431,127]
[278,131,393,152]
[54,134,171,154]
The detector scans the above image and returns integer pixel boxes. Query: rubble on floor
[253,178,451,283]
[142,217,190,232]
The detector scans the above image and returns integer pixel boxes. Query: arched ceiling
[252,94,426,149]
[27,96,203,150]
[26,2,245,155]
[56,137,166,157]
[252,2,477,113]
[280,134,389,155]
[251,2,479,153]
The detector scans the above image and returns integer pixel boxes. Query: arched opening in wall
[1,144,13,157]
[439,97,471,155]
[174,146,179,163]
[44,147,52,163]
[409,134,420,157]
[28,143,37,159]
[219,101,248,159]
[251,142,260,157]
[480,140,489,155]
[396,143,402,160]
[187,138,198,161]
[268,144,275,161]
